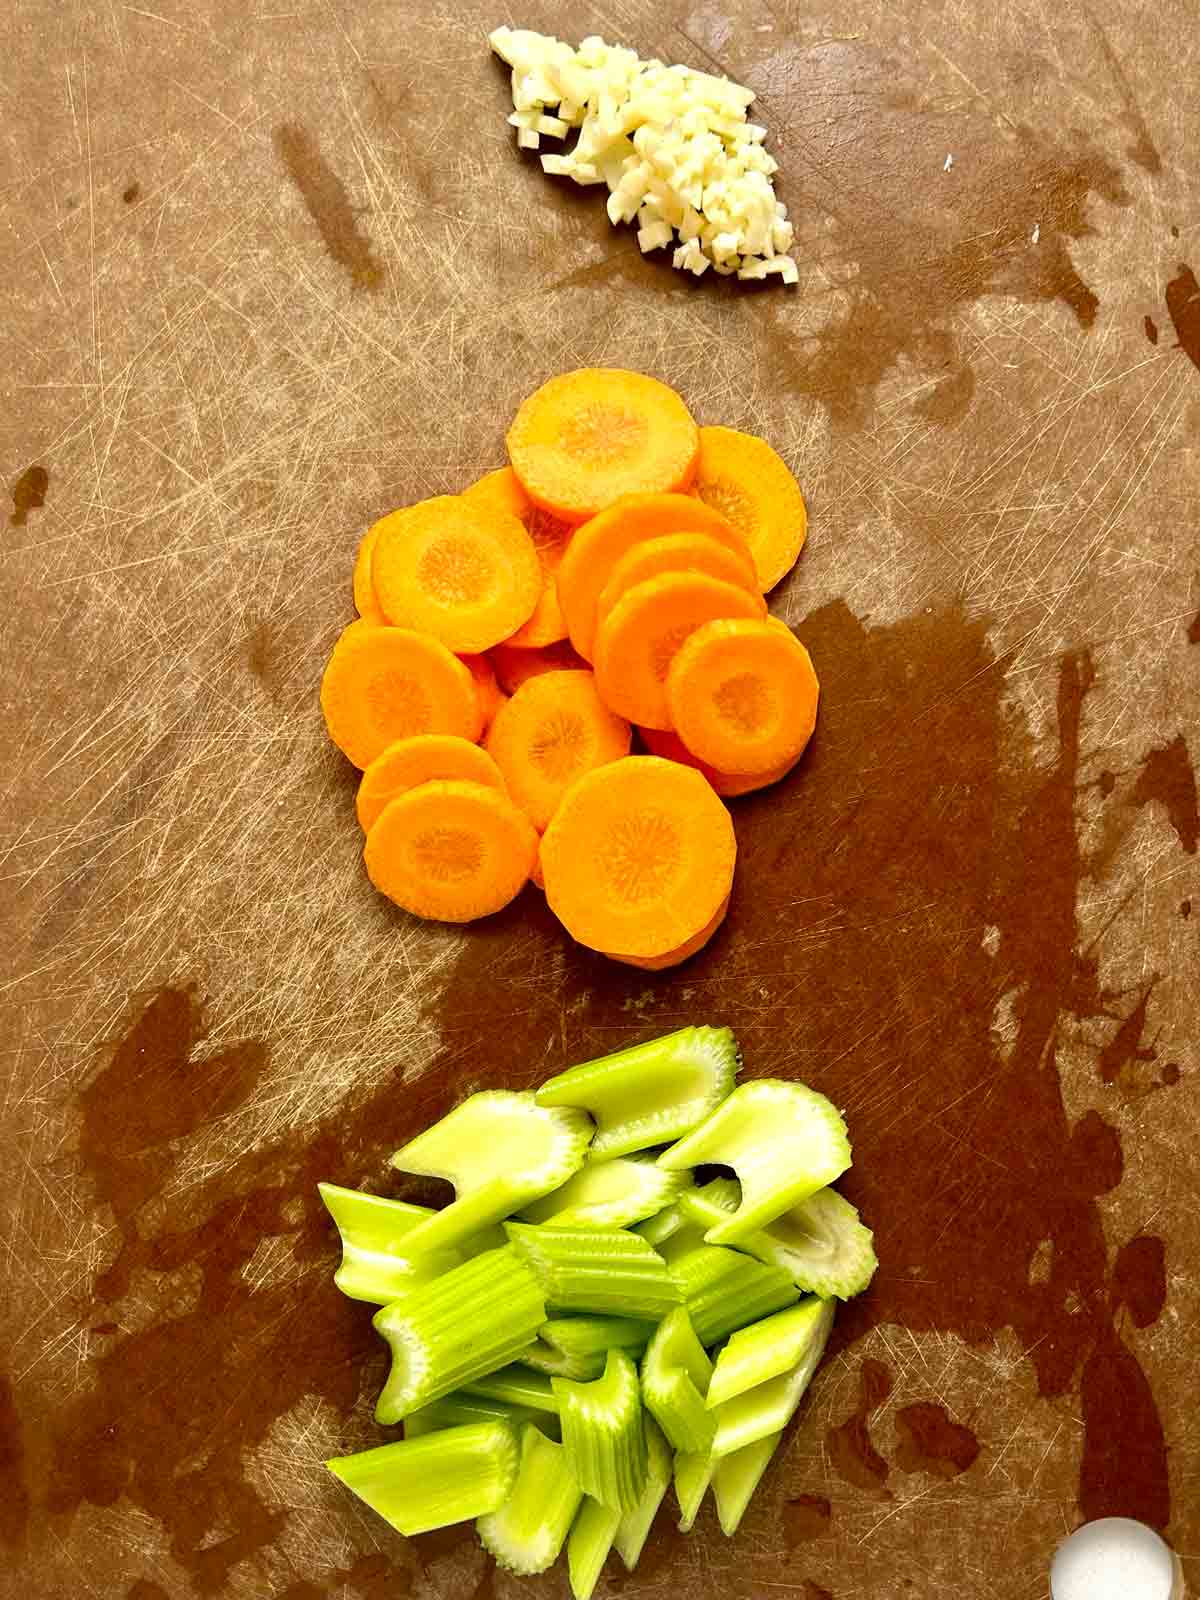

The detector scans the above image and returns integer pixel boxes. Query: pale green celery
[711,1430,782,1536]
[553,1348,648,1512]
[373,1246,546,1423]
[706,1296,833,1408]
[462,1364,559,1414]
[657,1080,851,1245]
[327,1420,518,1536]
[653,1219,710,1266]
[670,1245,799,1346]
[536,1026,741,1159]
[389,1091,593,1254]
[403,1393,553,1439]
[317,1183,460,1305]
[641,1308,715,1455]
[709,1298,835,1457]
[674,1448,713,1533]
[477,1423,582,1575]
[635,1198,689,1247]
[522,1316,655,1380]
[457,1222,510,1259]
[522,1155,691,1228]
[506,1223,682,1319]
[613,1416,671,1569]
[679,1178,877,1300]
[568,1496,622,1600]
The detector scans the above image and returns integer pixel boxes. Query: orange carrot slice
[490,639,590,695]
[356,735,507,833]
[693,426,808,592]
[607,894,730,970]
[460,652,505,730]
[595,533,758,637]
[353,523,386,622]
[465,467,574,648]
[507,369,699,524]
[592,573,766,730]
[637,727,797,797]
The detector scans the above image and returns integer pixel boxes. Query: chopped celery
[613,1415,671,1569]
[403,1393,554,1439]
[670,1245,799,1346]
[522,1155,691,1228]
[710,1299,834,1457]
[373,1246,546,1423]
[568,1495,622,1600]
[653,1219,710,1266]
[536,1026,741,1159]
[507,1223,682,1319]
[674,1448,713,1532]
[706,1298,836,1408]
[522,1315,655,1380]
[635,1198,690,1247]
[658,1080,851,1245]
[679,1178,877,1300]
[317,1183,461,1304]
[462,1364,559,1414]
[478,1423,582,1575]
[553,1348,648,1512]
[457,1222,511,1258]
[712,1430,782,1536]
[389,1091,593,1254]
[641,1308,715,1455]
[327,1420,518,1535]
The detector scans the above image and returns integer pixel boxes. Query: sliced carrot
[507,369,699,524]
[353,523,386,622]
[530,839,545,891]
[460,652,505,730]
[595,533,758,637]
[607,894,729,970]
[666,618,819,775]
[485,669,632,831]
[637,726,798,798]
[693,426,808,592]
[356,735,507,833]
[372,495,541,653]
[320,623,482,770]
[490,638,589,695]
[540,755,736,959]
[364,779,537,923]
[557,492,749,660]
[592,573,766,730]
[464,467,574,648]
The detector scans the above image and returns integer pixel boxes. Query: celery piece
[522,1315,655,1380]
[317,1183,461,1305]
[711,1430,782,1536]
[403,1393,553,1439]
[613,1415,672,1569]
[674,1448,714,1533]
[658,1080,851,1245]
[327,1420,518,1536]
[553,1348,648,1512]
[506,1223,682,1319]
[389,1091,593,1254]
[641,1308,715,1455]
[462,1363,559,1414]
[679,1179,877,1301]
[709,1298,834,1457]
[457,1222,511,1259]
[636,1198,690,1248]
[477,1423,583,1575]
[653,1219,710,1266]
[373,1245,546,1423]
[536,1026,741,1159]
[522,1155,691,1228]
[670,1245,799,1346]
[707,1298,834,1408]
[568,1495,622,1600]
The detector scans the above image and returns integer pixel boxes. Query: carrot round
[485,669,632,831]
[353,523,386,622]
[465,467,574,648]
[595,533,758,637]
[592,573,766,730]
[364,779,537,923]
[372,495,541,653]
[693,426,808,592]
[637,726,798,798]
[507,369,700,524]
[606,894,729,970]
[460,652,505,730]
[490,638,589,695]
[356,735,507,833]
[320,623,482,769]
[557,493,749,660]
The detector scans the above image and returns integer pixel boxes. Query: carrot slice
[596,533,758,638]
[557,493,749,660]
[465,467,574,648]
[490,639,590,695]
[460,652,505,730]
[607,894,730,971]
[485,670,632,831]
[693,427,808,592]
[353,523,388,622]
[539,755,736,959]
[320,623,482,769]
[637,726,798,798]
[666,618,819,775]
[592,573,766,731]
[372,496,541,653]
[356,735,507,833]
[507,369,700,524]
[364,779,537,923]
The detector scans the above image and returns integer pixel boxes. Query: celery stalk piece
[522,1155,691,1228]
[403,1393,554,1439]
[654,1220,710,1265]
[707,1298,835,1408]
[670,1245,799,1345]
[522,1316,655,1380]
[641,1307,715,1455]
[553,1348,648,1512]
[457,1222,510,1259]
[506,1223,682,1319]
[373,1246,546,1423]
[462,1364,560,1414]
[327,1420,518,1536]
[657,1080,851,1245]
[635,1197,690,1247]
[613,1415,671,1569]
[568,1495,622,1600]
[389,1091,593,1254]
[477,1423,583,1574]
[679,1179,877,1300]
[711,1430,782,1536]
[536,1026,741,1159]
[709,1298,834,1457]
[317,1183,461,1304]
[674,1448,714,1532]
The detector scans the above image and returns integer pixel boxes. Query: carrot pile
[321,367,817,969]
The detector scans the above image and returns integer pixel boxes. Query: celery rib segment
[674,1448,714,1533]
[477,1423,582,1575]
[507,1223,682,1319]
[568,1495,623,1600]
[712,1430,783,1536]
[317,1183,461,1304]
[709,1298,834,1457]
[462,1363,559,1414]
[326,1420,518,1535]
[403,1393,557,1440]
[522,1315,655,1380]
[553,1348,648,1512]
[613,1415,672,1569]
[522,1154,691,1228]
[640,1307,715,1455]
[670,1244,799,1346]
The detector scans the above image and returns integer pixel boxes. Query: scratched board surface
[1,0,1198,1596]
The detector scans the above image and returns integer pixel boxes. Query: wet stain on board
[893,1401,980,1478]
[783,1493,832,1543]
[273,123,384,291]
[1165,265,1200,370]
[0,1370,30,1549]
[9,464,49,527]
[827,1357,893,1491]
[1112,1236,1167,1329]
[1131,734,1199,854]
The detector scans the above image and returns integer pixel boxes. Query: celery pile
[321,1025,876,1595]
